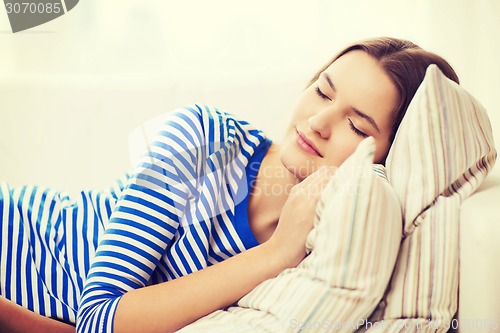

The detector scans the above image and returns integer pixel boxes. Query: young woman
[0,37,459,333]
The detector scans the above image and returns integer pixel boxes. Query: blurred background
[1,0,499,193]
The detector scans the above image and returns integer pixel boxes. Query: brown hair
[307,37,460,141]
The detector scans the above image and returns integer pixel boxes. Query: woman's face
[280,50,399,180]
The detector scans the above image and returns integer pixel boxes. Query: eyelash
[315,86,331,101]
[348,118,368,138]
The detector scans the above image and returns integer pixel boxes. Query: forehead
[323,50,399,129]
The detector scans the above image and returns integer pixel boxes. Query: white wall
[1,0,499,192]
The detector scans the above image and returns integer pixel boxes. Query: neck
[247,143,298,244]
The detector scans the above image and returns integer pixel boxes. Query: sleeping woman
[0,37,459,333]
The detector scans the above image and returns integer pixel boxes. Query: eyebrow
[321,72,381,134]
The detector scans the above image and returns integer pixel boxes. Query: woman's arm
[76,105,333,333]
[114,238,288,333]
[113,166,334,333]
[0,296,75,333]
[77,107,202,333]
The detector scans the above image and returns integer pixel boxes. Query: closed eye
[348,118,368,138]
[315,86,331,101]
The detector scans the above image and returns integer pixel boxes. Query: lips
[295,128,323,157]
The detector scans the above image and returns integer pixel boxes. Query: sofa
[456,166,500,332]
[1,74,499,332]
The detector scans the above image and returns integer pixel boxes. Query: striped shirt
[0,104,271,332]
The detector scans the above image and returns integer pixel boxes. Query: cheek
[374,138,392,163]
[324,132,363,167]
[279,143,307,179]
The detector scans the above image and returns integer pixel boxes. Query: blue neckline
[233,138,272,249]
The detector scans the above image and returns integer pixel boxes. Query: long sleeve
[76,105,206,333]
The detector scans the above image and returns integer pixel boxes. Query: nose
[308,106,340,139]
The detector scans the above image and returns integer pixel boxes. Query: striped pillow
[364,65,497,332]
[387,65,496,233]
[178,137,403,332]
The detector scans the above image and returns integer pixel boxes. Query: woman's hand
[268,166,336,268]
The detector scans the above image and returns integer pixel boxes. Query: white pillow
[178,137,402,332]
[386,65,496,234]
[364,65,497,332]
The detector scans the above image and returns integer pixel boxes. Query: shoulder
[129,104,269,168]
[165,103,267,147]
[170,103,253,130]
[166,103,240,127]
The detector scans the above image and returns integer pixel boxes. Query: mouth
[295,128,323,157]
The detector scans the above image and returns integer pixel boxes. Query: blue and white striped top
[0,104,271,332]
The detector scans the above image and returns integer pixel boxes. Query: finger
[301,166,336,191]
[294,167,335,200]
[299,166,331,186]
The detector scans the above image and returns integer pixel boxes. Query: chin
[280,150,321,181]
